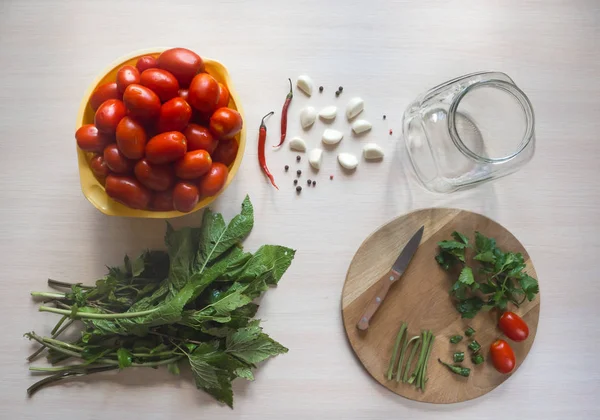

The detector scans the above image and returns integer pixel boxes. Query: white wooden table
[1,0,599,418]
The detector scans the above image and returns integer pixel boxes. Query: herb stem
[31,291,67,299]
[47,279,93,289]
[27,318,74,362]
[402,337,421,383]
[38,306,158,319]
[386,322,407,380]
[396,336,419,382]
[27,365,119,396]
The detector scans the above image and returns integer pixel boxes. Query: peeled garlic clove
[297,75,313,96]
[300,106,317,129]
[351,119,372,134]
[322,129,343,145]
[318,106,337,120]
[363,143,384,160]
[289,137,307,152]
[346,97,364,120]
[308,148,323,169]
[338,153,359,170]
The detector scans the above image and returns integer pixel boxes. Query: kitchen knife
[356,225,424,331]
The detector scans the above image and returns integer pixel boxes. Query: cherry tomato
[198,162,228,197]
[498,312,529,342]
[173,182,199,213]
[215,83,230,109]
[490,339,516,374]
[94,99,127,134]
[188,73,220,113]
[89,82,120,111]
[181,124,215,153]
[178,89,189,102]
[156,48,204,88]
[191,110,211,126]
[157,97,192,133]
[151,189,175,211]
[103,144,134,173]
[140,68,180,102]
[123,84,161,120]
[134,159,175,191]
[116,65,141,95]
[75,124,113,153]
[115,117,147,159]
[136,56,158,73]
[211,139,238,166]
[175,150,212,179]
[89,155,110,179]
[105,175,151,210]
[145,131,187,164]
[209,107,243,140]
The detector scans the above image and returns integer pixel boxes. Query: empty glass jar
[402,72,535,193]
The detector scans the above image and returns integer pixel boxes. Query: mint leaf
[238,245,296,286]
[117,348,133,369]
[188,343,239,407]
[225,325,288,365]
[234,367,255,381]
[165,224,196,290]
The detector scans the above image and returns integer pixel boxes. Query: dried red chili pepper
[274,78,293,148]
[258,111,278,189]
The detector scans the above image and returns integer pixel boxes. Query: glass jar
[402,72,535,193]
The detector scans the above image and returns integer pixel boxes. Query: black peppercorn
[296,155,301,162]
[284,165,289,171]
[383,115,386,120]
[307,179,312,185]
[312,180,316,186]
[297,170,301,176]
[335,91,340,97]
[338,86,343,92]
[296,186,302,193]
[293,179,298,185]
[319,86,323,93]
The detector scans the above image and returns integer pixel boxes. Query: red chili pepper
[274,78,293,148]
[258,111,278,189]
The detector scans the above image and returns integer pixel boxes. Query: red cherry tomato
[140,68,180,102]
[116,65,141,95]
[191,110,211,126]
[188,73,220,113]
[151,189,175,211]
[490,339,516,374]
[116,117,147,159]
[94,99,127,134]
[156,48,204,88]
[183,124,218,154]
[136,56,158,73]
[89,155,110,179]
[498,312,529,342]
[145,131,187,164]
[134,159,175,191]
[178,89,189,102]
[211,139,239,166]
[173,182,199,213]
[157,97,192,133]
[215,83,230,109]
[105,175,151,210]
[75,124,113,153]
[123,84,161,120]
[89,82,120,111]
[103,144,134,173]
[198,162,228,197]
[209,107,243,140]
[175,150,212,179]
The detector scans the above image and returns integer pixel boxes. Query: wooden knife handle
[356,268,401,331]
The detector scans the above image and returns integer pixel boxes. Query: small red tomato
[156,48,204,87]
[116,65,141,95]
[104,144,134,173]
[157,97,192,133]
[498,312,529,342]
[151,189,175,211]
[145,131,187,164]
[178,89,189,102]
[94,99,127,134]
[89,155,110,179]
[183,124,218,153]
[140,68,180,102]
[123,84,161,120]
[173,182,199,213]
[209,107,243,140]
[134,159,175,191]
[116,116,147,159]
[89,82,120,111]
[188,73,220,113]
[105,175,151,210]
[75,124,113,153]
[198,162,228,197]
[490,339,516,374]
[136,55,158,73]
[215,83,230,109]
[211,139,239,166]
[191,110,211,126]
[175,150,212,179]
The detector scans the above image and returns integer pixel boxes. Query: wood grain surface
[342,208,539,403]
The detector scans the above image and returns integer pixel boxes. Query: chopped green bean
[396,336,419,382]
[465,327,476,337]
[386,322,407,380]
[472,354,485,365]
[438,359,471,377]
[421,331,435,390]
[468,340,481,353]
[453,352,464,363]
[450,335,463,344]
[402,338,422,383]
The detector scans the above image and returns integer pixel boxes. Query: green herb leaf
[475,231,496,253]
[234,367,255,381]
[474,251,495,263]
[451,231,469,245]
[167,361,180,375]
[458,267,474,286]
[117,348,133,369]
[225,325,288,365]
[519,274,539,301]
[456,297,484,318]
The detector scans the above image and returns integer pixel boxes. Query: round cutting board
[341,208,540,404]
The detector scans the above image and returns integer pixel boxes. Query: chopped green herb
[453,352,465,363]
[450,335,463,344]
[396,335,420,382]
[465,327,476,337]
[402,337,422,383]
[468,340,481,353]
[438,359,470,377]
[386,322,407,381]
[472,354,485,365]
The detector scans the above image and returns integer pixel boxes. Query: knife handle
[356,269,401,331]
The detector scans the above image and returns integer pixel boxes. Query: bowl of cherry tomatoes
[75,47,245,217]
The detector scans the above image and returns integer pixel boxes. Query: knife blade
[356,225,424,331]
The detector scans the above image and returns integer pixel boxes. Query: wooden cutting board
[341,208,540,404]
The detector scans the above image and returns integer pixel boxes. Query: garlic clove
[289,137,307,152]
[346,97,364,120]
[308,148,323,170]
[362,143,384,160]
[338,153,359,170]
[300,106,317,129]
[297,75,314,96]
[351,119,372,134]
[318,106,337,120]
[322,129,344,145]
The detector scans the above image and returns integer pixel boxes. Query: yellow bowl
[76,48,246,218]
